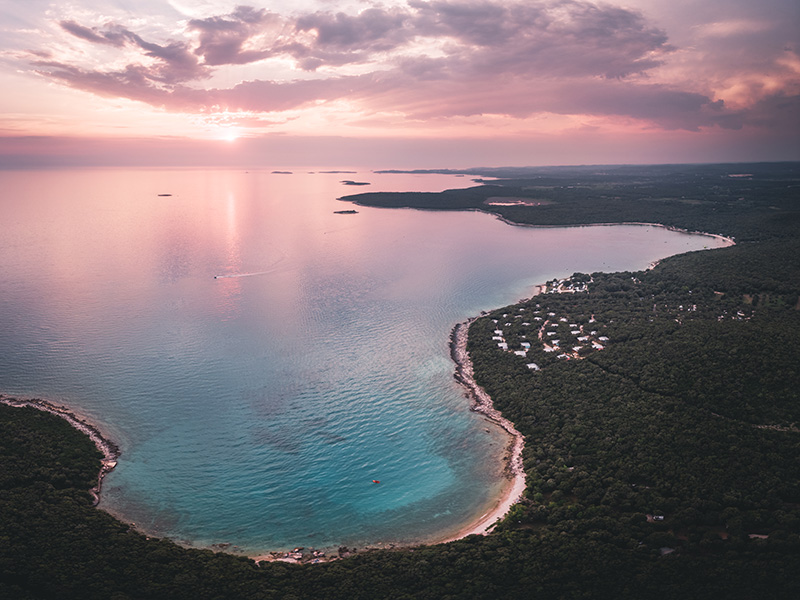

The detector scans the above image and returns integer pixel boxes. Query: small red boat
[372,480,380,484]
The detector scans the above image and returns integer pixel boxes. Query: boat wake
[213,271,273,279]
[214,254,288,280]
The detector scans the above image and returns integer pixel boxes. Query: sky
[0,0,798,168]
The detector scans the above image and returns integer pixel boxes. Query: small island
[333,209,358,214]
[339,180,370,186]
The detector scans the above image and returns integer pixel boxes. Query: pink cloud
[60,20,127,47]
[59,20,209,83]
[189,6,285,66]
[20,1,795,138]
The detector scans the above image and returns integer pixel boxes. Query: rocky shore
[447,319,527,536]
[0,394,120,505]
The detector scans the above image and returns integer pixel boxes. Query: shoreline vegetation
[2,162,799,598]
[0,394,119,505]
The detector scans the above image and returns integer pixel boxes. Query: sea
[0,168,729,553]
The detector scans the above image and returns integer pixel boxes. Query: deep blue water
[0,168,728,552]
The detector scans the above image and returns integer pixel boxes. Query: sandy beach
[442,319,528,541]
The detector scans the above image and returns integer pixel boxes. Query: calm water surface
[0,168,728,552]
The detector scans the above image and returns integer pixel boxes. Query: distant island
[333,209,358,214]
[339,180,370,186]
[2,162,799,599]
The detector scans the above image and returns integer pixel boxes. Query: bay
[0,168,728,553]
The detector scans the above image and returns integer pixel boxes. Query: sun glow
[219,128,240,143]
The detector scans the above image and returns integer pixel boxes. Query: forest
[345,162,800,242]
[2,162,799,599]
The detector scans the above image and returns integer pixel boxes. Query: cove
[0,168,730,553]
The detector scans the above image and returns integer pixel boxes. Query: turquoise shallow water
[0,168,728,552]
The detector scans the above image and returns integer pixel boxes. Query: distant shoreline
[342,192,738,247]
[491,216,737,246]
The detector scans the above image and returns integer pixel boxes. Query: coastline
[344,196,737,249]
[0,314,531,565]
[488,214,737,246]
[426,218,738,543]
[441,318,528,541]
[0,394,120,505]
[0,225,731,561]
[253,315,532,562]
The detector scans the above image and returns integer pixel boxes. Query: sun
[222,129,239,143]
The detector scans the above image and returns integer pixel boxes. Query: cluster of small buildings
[491,302,610,368]
[492,310,540,371]
[490,276,760,374]
[543,318,609,360]
[532,305,610,360]
[541,275,592,294]
[717,309,752,322]
[663,297,752,324]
